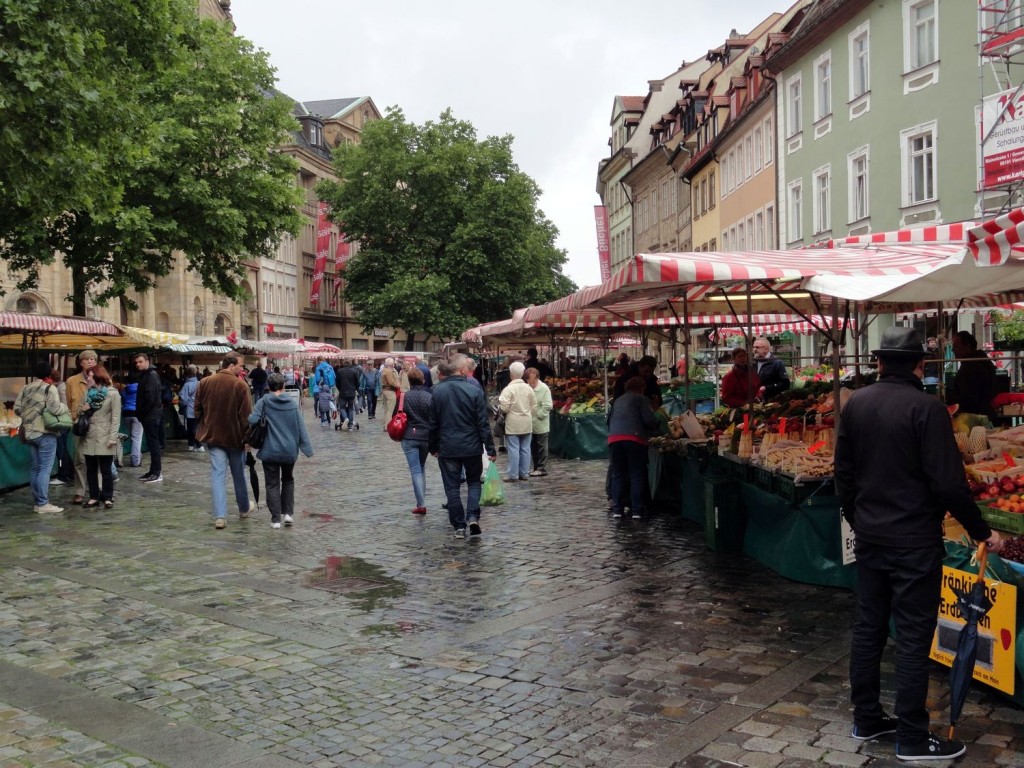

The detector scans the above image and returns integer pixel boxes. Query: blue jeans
[207,446,249,519]
[339,397,357,426]
[505,433,532,479]
[27,433,58,506]
[402,439,429,507]
[438,455,483,531]
[124,416,143,467]
[609,440,649,517]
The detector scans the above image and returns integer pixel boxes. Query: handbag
[386,392,407,441]
[41,385,73,432]
[244,413,268,449]
[71,411,92,437]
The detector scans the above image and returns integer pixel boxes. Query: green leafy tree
[0,0,302,314]
[318,108,576,347]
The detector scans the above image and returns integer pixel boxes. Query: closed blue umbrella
[948,543,991,740]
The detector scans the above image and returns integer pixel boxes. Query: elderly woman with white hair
[498,361,537,482]
[379,357,402,427]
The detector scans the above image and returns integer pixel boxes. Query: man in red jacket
[195,352,253,530]
[719,348,761,408]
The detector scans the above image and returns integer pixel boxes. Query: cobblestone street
[0,407,1021,767]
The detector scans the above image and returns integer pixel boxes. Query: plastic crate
[721,453,751,482]
[980,506,1024,534]
[686,441,711,461]
[751,464,774,491]
[686,382,716,400]
[773,473,833,505]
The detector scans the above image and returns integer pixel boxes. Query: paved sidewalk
[0,406,1020,767]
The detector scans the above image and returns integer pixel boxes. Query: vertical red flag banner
[310,202,331,306]
[330,235,351,308]
[594,205,611,282]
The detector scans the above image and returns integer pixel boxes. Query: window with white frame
[744,135,753,178]
[753,127,763,171]
[263,281,273,315]
[737,142,745,184]
[787,180,803,241]
[709,171,716,208]
[738,220,746,250]
[814,52,832,120]
[904,0,938,71]
[813,167,831,234]
[766,205,776,249]
[723,153,731,195]
[652,188,659,222]
[755,210,764,249]
[785,74,802,138]
[721,230,730,251]
[848,147,869,222]
[901,122,937,205]
[849,22,870,98]
[700,177,708,215]
[764,117,774,164]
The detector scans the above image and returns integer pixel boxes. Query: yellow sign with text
[929,566,1017,695]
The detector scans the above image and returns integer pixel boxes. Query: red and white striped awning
[0,312,121,336]
[967,207,1024,266]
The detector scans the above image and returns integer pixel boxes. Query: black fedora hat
[871,327,927,358]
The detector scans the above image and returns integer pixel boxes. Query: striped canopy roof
[0,312,121,336]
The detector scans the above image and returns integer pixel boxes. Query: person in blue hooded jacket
[248,373,313,529]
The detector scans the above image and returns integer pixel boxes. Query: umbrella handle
[976,541,988,584]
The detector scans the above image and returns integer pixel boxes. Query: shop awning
[118,326,190,346]
[165,344,233,355]
[234,338,304,354]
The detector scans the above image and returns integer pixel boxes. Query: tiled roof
[302,98,362,119]
[622,96,646,112]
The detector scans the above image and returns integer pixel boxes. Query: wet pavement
[0,406,1021,767]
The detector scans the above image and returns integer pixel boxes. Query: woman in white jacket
[498,361,536,482]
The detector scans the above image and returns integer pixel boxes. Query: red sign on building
[310,202,331,306]
[594,205,612,282]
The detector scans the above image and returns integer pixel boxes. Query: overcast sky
[231,0,783,288]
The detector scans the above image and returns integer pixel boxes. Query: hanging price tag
[807,440,826,454]
[1003,452,1016,470]
[778,417,787,435]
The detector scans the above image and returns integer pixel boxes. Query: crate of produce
[750,464,774,491]
[721,452,750,482]
[686,440,711,461]
[773,473,833,505]
[968,461,1024,485]
[979,503,1024,534]
[686,382,716,401]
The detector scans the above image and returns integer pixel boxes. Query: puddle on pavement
[304,554,406,611]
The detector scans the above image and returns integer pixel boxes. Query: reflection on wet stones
[303,554,406,611]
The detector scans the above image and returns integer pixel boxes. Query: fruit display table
[548,411,607,460]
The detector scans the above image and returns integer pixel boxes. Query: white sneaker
[197,446,205,453]
[271,521,282,529]
[341,418,349,430]
[34,504,63,514]
[283,514,293,527]
[49,478,65,486]
[186,446,195,452]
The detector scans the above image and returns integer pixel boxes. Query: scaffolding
[979,1,1024,215]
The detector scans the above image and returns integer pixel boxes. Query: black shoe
[896,734,966,761]
[852,714,898,740]
[139,473,154,481]
[454,528,466,539]
[442,502,449,510]
[469,521,482,536]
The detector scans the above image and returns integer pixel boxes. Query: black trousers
[849,542,943,745]
[263,462,295,523]
[141,413,163,475]
[84,454,114,502]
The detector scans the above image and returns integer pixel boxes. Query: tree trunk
[71,268,87,317]
[404,332,416,352]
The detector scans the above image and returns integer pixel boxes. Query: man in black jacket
[751,337,790,398]
[949,331,997,420]
[133,352,164,482]
[335,359,362,431]
[429,357,496,539]
[835,327,1002,762]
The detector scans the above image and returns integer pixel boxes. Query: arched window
[214,313,232,335]
[156,312,170,332]
[193,297,205,335]
[16,296,37,313]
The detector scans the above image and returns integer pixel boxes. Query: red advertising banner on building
[982,87,1024,188]
[594,205,612,282]
[329,236,350,308]
[310,202,331,306]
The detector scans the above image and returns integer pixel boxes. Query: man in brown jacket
[66,349,98,503]
[195,352,253,529]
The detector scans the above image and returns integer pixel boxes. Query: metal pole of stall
[832,299,842,432]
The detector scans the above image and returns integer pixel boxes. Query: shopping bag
[480,460,506,506]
